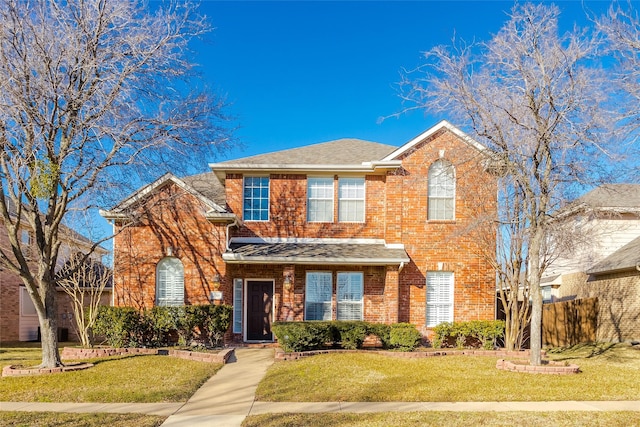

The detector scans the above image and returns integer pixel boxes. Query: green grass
[0,411,165,427]
[0,342,223,402]
[256,343,640,402]
[242,412,640,427]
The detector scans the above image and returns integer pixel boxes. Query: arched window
[428,160,455,220]
[156,257,184,306]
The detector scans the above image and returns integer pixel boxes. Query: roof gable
[100,172,227,219]
[382,120,487,161]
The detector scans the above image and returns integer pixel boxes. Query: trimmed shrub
[333,321,369,350]
[94,306,142,348]
[200,304,233,347]
[432,322,453,349]
[272,321,333,352]
[389,323,422,351]
[431,320,505,349]
[367,323,391,349]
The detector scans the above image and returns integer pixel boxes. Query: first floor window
[426,271,453,327]
[337,272,363,320]
[233,279,243,333]
[156,257,185,306]
[305,272,332,320]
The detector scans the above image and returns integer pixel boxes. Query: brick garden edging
[496,358,581,374]
[61,346,235,364]
[275,348,538,361]
[2,362,94,377]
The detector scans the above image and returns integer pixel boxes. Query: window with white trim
[338,177,365,222]
[305,272,332,320]
[156,257,184,306]
[243,176,270,221]
[428,160,455,220]
[307,177,334,222]
[233,278,243,333]
[426,271,454,327]
[337,272,363,320]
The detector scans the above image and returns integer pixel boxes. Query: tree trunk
[36,284,63,368]
[528,228,544,366]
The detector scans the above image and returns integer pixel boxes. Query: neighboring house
[0,200,110,342]
[101,120,498,343]
[542,184,640,342]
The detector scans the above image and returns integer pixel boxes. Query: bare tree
[57,254,111,348]
[400,3,618,364]
[596,1,640,179]
[0,0,231,367]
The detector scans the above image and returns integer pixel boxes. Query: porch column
[384,265,400,323]
[282,265,296,321]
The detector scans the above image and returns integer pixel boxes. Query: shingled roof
[587,236,640,275]
[181,172,226,207]
[576,184,640,210]
[216,139,397,166]
[223,240,409,266]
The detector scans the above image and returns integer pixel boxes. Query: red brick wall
[113,184,230,309]
[112,127,497,338]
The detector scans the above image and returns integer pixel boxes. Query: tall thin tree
[400,3,616,364]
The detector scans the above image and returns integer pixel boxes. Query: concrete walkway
[1,347,640,427]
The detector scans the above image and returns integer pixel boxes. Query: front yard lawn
[242,411,640,427]
[0,342,223,402]
[0,412,165,427]
[256,343,640,402]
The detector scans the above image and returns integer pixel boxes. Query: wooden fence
[542,297,598,347]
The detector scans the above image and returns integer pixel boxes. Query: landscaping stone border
[275,348,538,361]
[496,358,581,374]
[61,346,235,364]
[2,347,235,377]
[2,362,94,377]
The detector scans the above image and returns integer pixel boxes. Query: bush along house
[100,120,498,344]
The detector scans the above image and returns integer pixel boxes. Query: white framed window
[233,278,243,333]
[307,177,334,222]
[426,271,454,327]
[338,177,365,222]
[337,272,363,321]
[20,287,37,316]
[428,160,455,220]
[305,272,332,320]
[156,257,184,306]
[243,176,270,221]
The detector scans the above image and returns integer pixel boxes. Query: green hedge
[94,304,232,348]
[432,320,505,349]
[272,321,421,352]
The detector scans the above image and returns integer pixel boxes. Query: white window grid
[338,177,365,222]
[307,177,334,222]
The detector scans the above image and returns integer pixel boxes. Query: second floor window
[428,160,455,220]
[338,178,365,222]
[243,176,270,221]
[307,177,334,222]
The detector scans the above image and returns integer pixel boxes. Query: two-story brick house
[101,120,497,343]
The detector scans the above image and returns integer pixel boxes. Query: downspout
[226,218,239,252]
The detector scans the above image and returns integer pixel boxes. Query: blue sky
[194,0,614,160]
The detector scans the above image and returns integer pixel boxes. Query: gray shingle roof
[577,184,640,209]
[224,242,409,265]
[217,139,397,166]
[587,236,640,275]
[181,172,226,207]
